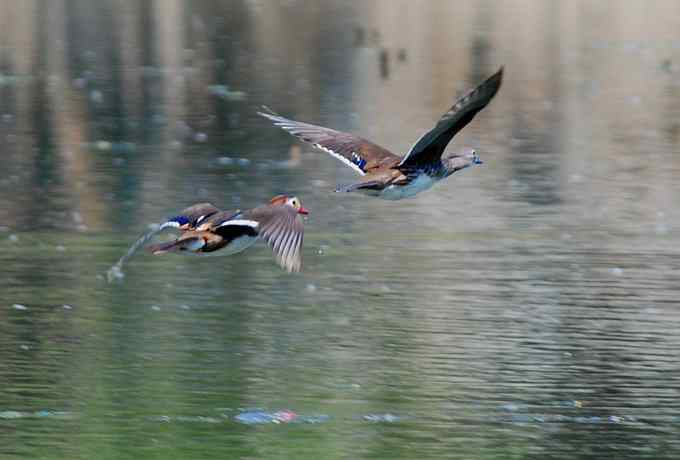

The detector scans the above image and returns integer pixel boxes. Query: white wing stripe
[313,144,367,176]
[263,113,368,176]
[218,219,259,228]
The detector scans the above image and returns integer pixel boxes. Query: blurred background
[1,0,680,459]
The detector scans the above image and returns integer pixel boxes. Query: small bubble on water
[305,283,317,293]
[175,120,192,138]
[608,267,624,276]
[193,132,208,143]
[8,234,18,242]
[362,413,401,423]
[90,90,103,104]
[73,77,86,89]
[151,305,161,312]
[12,304,27,310]
[62,304,72,310]
[20,345,30,350]
[500,403,519,412]
[55,245,66,252]
[217,156,233,166]
[95,140,112,151]
[237,158,251,167]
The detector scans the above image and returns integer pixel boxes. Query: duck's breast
[379,174,438,200]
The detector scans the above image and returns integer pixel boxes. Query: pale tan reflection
[132,0,186,221]
[576,0,680,227]
[153,0,185,158]
[44,0,104,230]
[249,0,325,112]
[184,5,214,128]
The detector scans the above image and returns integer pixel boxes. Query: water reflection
[2,1,680,459]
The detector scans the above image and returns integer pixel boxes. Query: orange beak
[298,207,309,215]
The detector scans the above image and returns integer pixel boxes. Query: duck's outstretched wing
[244,204,304,273]
[258,108,400,176]
[399,67,503,168]
[160,202,220,230]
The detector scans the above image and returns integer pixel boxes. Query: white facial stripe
[195,215,207,224]
[313,144,367,176]
[219,219,259,228]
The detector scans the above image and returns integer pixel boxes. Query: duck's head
[443,148,483,175]
[270,195,309,215]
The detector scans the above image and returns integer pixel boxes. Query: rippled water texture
[2,1,680,459]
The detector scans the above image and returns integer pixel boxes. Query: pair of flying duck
[147,68,503,272]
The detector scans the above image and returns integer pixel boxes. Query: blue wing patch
[167,215,190,226]
[351,152,367,171]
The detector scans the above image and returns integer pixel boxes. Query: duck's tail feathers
[336,180,383,193]
[147,237,204,255]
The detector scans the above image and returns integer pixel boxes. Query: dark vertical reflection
[30,0,61,224]
[507,0,562,209]
[468,0,492,83]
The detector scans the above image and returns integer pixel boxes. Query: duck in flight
[259,67,503,200]
[148,195,308,273]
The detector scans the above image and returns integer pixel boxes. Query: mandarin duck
[148,195,308,272]
[259,67,502,200]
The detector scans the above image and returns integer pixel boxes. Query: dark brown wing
[161,202,220,229]
[196,210,243,231]
[399,67,503,167]
[258,108,400,175]
[243,204,304,273]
